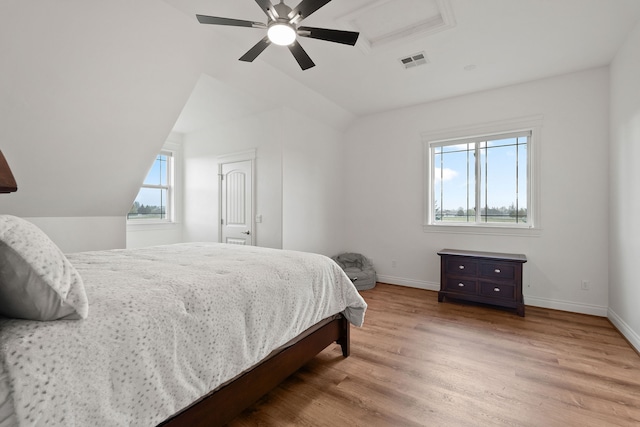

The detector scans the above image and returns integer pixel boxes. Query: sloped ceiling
[172,75,269,134]
[168,0,640,117]
[0,0,352,217]
[0,0,206,217]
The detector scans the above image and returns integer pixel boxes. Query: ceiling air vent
[400,52,429,69]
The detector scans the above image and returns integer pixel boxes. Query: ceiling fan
[196,0,359,70]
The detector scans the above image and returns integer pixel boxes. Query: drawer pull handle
[459,265,465,270]
[458,283,465,287]
[494,269,501,273]
[494,287,501,292]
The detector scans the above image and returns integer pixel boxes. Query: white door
[220,160,254,245]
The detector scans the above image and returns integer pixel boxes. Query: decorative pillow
[0,215,88,320]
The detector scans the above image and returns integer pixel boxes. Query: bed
[0,215,367,426]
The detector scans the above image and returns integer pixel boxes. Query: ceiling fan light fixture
[196,0,360,70]
[268,22,296,46]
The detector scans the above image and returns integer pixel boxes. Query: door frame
[217,149,256,245]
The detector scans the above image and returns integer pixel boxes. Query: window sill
[126,221,180,232]
[423,223,541,237]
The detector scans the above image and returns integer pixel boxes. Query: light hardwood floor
[230,283,640,426]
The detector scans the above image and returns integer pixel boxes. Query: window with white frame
[128,150,174,222]
[425,124,538,231]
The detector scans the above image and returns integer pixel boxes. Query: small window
[425,124,538,232]
[128,151,174,222]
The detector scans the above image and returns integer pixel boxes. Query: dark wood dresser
[437,249,527,316]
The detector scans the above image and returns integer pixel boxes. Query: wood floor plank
[229,284,640,426]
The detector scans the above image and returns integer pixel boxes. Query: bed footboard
[158,315,350,427]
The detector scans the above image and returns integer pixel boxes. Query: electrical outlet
[581,280,590,290]
[392,260,397,268]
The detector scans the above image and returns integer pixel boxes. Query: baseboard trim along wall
[607,308,640,354]
[377,275,609,317]
[523,295,608,317]
[376,275,439,291]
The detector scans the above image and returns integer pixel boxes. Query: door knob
[241,231,251,235]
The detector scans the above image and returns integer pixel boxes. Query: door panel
[226,171,246,225]
[221,160,253,245]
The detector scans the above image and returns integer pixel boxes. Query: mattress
[0,243,367,426]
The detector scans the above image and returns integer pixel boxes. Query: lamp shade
[0,150,17,193]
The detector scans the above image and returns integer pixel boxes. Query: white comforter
[0,243,367,427]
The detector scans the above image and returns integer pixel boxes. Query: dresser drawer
[438,249,527,316]
[479,282,516,301]
[479,262,515,281]
[445,278,477,294]
[445,258,478,277]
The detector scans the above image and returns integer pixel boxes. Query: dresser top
[437,249,527,263]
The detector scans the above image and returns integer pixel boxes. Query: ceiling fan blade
[288,41,315,70]
[196,14,266,29]
[289,0,332,22]
[239,36,272,62]
[253,0,277,19]
[298,26,359,46]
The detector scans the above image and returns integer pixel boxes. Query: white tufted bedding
[0,243,367,427]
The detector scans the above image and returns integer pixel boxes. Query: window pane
[428,129,532,228]
[434,143,475,223]
[479,137,527,224]
[143,155,168,186]
[128,187,167,220]
[517,137,528,223]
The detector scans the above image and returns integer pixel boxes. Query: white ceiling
[166,0,640,132]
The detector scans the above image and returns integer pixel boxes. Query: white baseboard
[377,275,608,317]
[607,308,640,353]
[376,275,440,291]
[523,295,608,317]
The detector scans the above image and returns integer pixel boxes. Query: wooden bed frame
[158,315,350,427]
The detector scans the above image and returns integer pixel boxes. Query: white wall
[182,106,347,257]
[343,67,611,316]
[183,108,285,249]
[25,217,126,253]
[282,108,346,256]
[609,20,640,350]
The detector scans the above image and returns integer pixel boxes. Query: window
[424,119,540,233]
[128,151,174,222]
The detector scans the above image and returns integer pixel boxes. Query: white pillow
[0,215,88,320]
